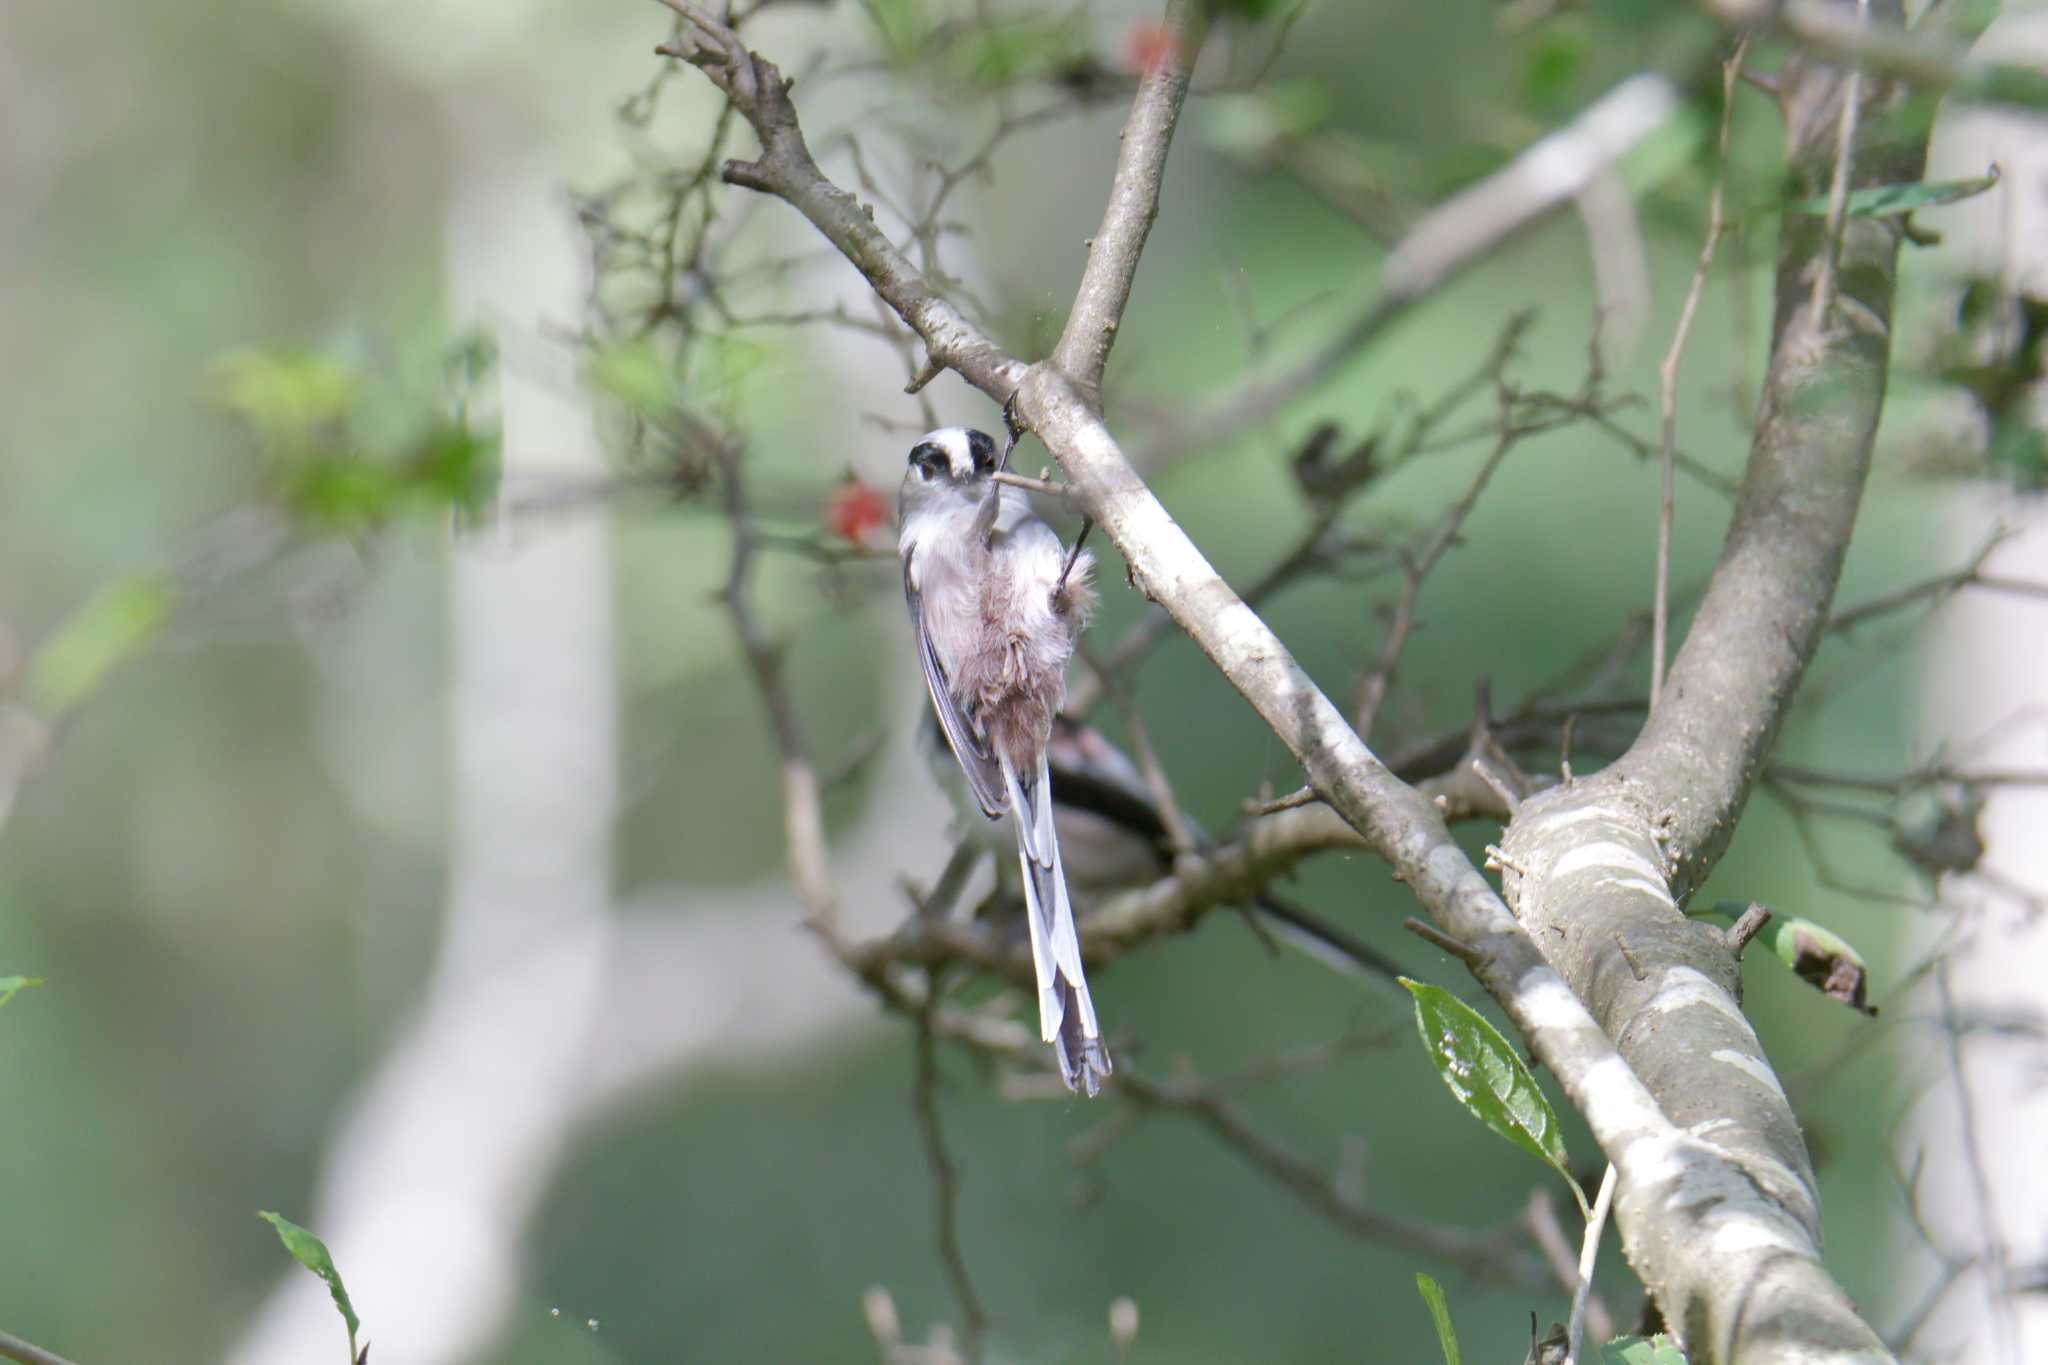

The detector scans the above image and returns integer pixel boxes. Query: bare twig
[1725,901,1773,958]
[1053,0,1209,404]
[1523,1190,1616,1342]
[1244,785,1319,815]
[1935,958,2018,1365]
[1083,647,1200,856]
[1355,432,1519,736]
[1112,1068,1545,1285]
[0,1330,82,1365]
[990,469,1073,499]
[1402,916,1483,966]
[710,424,840,929]
[1827,552,2048,633]
[1566,1164,1619,1365]
[1653,42,1745,710]
[1810,0,1871,322]
[911,1018,988,1362]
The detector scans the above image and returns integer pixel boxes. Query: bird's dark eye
[967,429,996,475]
[909,442,945,481]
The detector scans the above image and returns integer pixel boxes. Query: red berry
[825,477,889,546]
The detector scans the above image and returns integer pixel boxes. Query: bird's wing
[904,551,1007,819]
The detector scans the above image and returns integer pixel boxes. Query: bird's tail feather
[1003,752,1112,1095]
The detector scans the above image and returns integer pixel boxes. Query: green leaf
[211,347,358,454]
[1414,1272,1461,1365]
[859,0,931,61]
[1785,166,2000,218]
[0,976,42,1010]
[409,423,500,519]
[259,1211,361,1361]
[940,14,1089,85]
[1601,1334,1689,1363]
[707,335,771,391]
[1521,18,1589,116]
[1401,978,1587,1215]
[285,458,404,531]
[587,339,676,414]
[23,575,178,717]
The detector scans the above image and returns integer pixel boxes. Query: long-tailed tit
[899,426,1111,1095]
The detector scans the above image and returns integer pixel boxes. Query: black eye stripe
[967,429,995,473]
[909,442,947,477]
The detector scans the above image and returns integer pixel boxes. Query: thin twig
[1113,1069,1544,1285]
[1244,785,1320,815]
[1828,551,2048,633]
[990,469,1073,499]
[1356,432,1519,735]
[1402,916,1483,966]
[912,1017,988,1362]
[1725,901,1772,958]
[1810,0,1869,322]
[1652,42,1745,710]
[1052,0,1210,401]
[1523,1190,1615,1342]
[1935,957,2018,1365]
[1092,661,1200,856]
[0,1331,82,1365]
[1566,1163,1619,1365]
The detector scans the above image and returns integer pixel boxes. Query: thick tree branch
[1497,7,1925,1359]
[1016,354,1876,1364]
[1051,0,1208,403]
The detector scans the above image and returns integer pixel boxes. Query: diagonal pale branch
[1134,71,1680,467]
[646,5,1902,1359]
[0,1329,83,1365]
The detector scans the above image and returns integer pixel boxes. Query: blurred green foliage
[22,576,177,720]
[212,343,500,531]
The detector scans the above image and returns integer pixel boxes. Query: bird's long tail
[1003,751,1112,1095]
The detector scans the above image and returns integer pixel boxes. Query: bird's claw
[999,389,1028,473]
